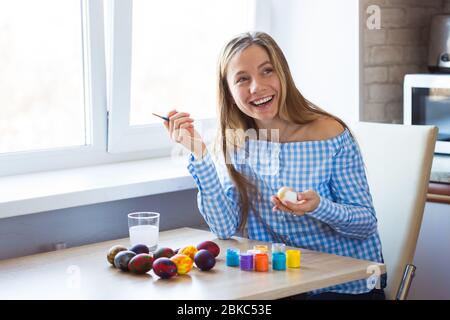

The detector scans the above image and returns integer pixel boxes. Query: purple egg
[113,250,136,271]
[130,244,150,255]
[194,249,216,271]
[152,257,178,279]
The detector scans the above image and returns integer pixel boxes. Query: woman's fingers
[168,112,190,133]
[173,119,194,142]
[174,117,194,130]
[165,111,191,137]
[175,122,194,142]
[165,110,178,130]
[271,195,306,215]
[166,109,178,120]
[271,189,320,215]
[161,110,206,157]
[283,201,307,214]
[271,196,290,211]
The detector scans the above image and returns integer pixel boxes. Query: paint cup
[240,253,254,271]
[272,252,286,270]
[286,249,301,268]
[226,248,240,267]
[255,253,269,272]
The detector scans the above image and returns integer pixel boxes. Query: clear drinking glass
[128,212,160,251]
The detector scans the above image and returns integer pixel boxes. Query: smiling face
[226,45,282,127]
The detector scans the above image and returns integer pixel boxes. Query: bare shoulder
[306,116,345,141]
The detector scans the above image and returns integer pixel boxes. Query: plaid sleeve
[308,137,378,240]
[187,151,241,239]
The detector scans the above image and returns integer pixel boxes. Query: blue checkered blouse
[187,128,385,295]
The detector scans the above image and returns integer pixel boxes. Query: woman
[163,32,385,300]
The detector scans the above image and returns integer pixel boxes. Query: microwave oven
[404,74,450,154]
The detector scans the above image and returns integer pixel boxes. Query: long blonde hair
[214,32,349,232]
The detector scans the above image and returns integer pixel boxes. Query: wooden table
[0,227,386,300]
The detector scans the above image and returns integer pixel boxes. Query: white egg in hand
[277,187,298,203]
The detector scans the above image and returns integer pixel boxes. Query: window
[0,0,85,154]
[130,0,250,125]
[0,0,107,176]
[107,0,254,153]
[0,0,261,177]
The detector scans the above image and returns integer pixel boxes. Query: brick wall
[361,0,450,123]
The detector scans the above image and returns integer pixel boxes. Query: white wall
[267,0,360,125]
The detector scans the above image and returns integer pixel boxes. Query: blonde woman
[163,32,385,300]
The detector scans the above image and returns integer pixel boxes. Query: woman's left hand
[270,189,320,216]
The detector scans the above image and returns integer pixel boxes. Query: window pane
[130,0,250,125]
[0,0,85,154]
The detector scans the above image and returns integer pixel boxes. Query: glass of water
[128,212,160,251]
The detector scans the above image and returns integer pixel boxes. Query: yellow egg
[179,245,198,260]
[170,254,193,275]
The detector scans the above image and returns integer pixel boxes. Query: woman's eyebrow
[257,61,272,68]
[234,61,272,77]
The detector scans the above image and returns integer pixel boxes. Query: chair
[351,122,438,300]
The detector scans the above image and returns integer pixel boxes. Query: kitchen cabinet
[407,184,450,299]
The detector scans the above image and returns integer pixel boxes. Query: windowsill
[0,156,196,219]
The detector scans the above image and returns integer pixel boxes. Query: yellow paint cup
[286,249,301,268]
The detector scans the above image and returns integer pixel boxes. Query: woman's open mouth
[250,95,275,110]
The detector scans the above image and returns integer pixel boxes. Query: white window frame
[0,0,107,176]
[106,0,172,153]
[0,0,166,177]
[106,0,267,154]
[0,0,268,177]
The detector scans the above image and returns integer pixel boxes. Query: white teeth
[252,96,273,106]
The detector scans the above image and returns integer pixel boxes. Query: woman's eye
[264,68,273,74]
[237,77,248,83]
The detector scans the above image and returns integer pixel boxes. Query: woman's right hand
[163,109,207,159]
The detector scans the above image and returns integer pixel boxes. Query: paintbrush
[152,112,170,121]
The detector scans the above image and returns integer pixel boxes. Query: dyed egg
[170,254,193,275]
[179,245,198,260]
[128,253,154,274]
[194,249,216,271]
[130,244,150,255]
[196,240,220,257]
[107,245,128,266]
[277,186,297,203]
[152,257,178,279]
[153,247,175,260]
[113,250,136,271]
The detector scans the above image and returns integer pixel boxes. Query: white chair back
[351,122,437,300]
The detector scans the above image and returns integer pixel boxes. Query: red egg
[196,241,220,257]
[194,249,216,271]
[128,253,154,274]
[153,247,175,260]
[152,257,178,279]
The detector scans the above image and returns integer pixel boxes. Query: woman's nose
[249,78,264,94]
